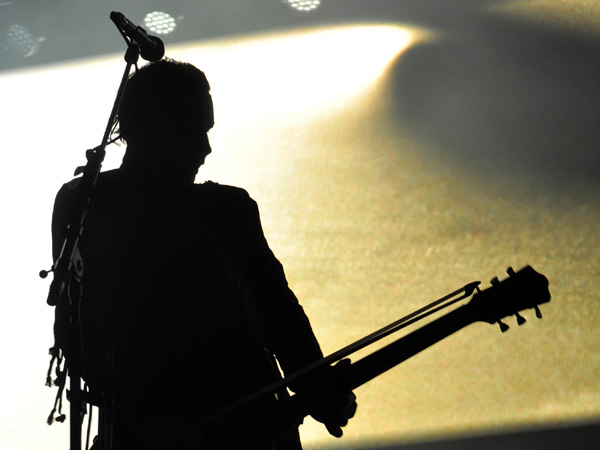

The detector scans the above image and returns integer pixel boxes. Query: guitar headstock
[467,266,550,332]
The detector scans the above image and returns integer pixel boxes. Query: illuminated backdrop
[0,1,598,449]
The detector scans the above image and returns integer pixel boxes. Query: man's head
[118,58,214,183]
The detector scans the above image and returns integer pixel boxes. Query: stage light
[283,0,321,13]
[143,11,177,35]
[4,24,44,57]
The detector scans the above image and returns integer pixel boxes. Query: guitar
[199,265,551,448]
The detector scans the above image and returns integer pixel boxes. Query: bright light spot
[173,24,429,127]
[144,11,177,35]
[284,0,321,12]
[4,24,44,57]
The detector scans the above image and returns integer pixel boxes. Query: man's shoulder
[56,169,121,201]
[59,169,121,191]
[193,181,254,204]
[195,180,247,195]
[191,182,259,226]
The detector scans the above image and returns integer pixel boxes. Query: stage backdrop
[0,2,598,449]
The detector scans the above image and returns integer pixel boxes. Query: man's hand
[305,359,358,438]
[309,389,357,437]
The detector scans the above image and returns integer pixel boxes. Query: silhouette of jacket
[51,168,323,449]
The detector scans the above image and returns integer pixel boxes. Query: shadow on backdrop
[388,10,600,187]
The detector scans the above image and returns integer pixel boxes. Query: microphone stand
[45,44,141,450]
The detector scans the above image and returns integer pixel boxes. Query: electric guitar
[200,265,551,448]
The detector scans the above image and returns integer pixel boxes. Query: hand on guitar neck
[299,359,358,438]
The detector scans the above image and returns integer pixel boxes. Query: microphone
[110,11,165,62]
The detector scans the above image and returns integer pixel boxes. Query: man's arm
[240,195,323,375]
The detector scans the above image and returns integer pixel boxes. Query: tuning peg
[506,267,515,276]
[490,277,499,286]
[497,320,510,332]
[534,306,543,319]
[515,313,526,325]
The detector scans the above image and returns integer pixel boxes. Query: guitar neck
[345,304,475,390]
